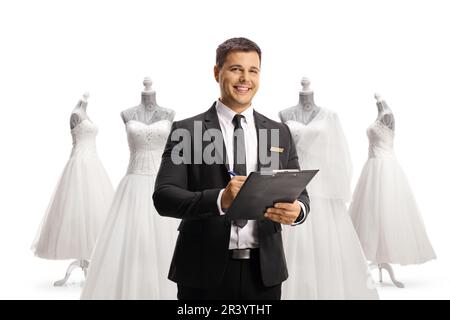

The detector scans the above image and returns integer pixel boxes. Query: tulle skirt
[349,157,436,265]
[282,196,379,300]
[32,156,114,260]
[80,173,178,300]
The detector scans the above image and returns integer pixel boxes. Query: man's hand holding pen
[221,171,247,210]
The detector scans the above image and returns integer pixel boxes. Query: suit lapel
[254,110,281,235]
[253,110,271,171]
[203,102,230,172]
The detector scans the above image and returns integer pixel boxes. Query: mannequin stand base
[54,259,89,287]
[369,262,404,288]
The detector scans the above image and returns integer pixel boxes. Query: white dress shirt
[215,100,259,249]
[215,100,306,250]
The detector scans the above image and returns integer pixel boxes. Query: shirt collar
[215,99,254,126]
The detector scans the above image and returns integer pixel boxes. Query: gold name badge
[270,146,284,153]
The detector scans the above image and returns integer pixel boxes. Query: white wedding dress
[349,118,436,265]
[281,108,378,300]
[81,119,178,300]
[32,119,114,260]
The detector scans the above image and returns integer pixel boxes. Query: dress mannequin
[32,92,114,286]
[81,78,177,299]
[55,92,92,286]
[121,77,175,125]
[279,79,378,299]
[369,93,403,288]
[279,77,321,124]
[350,93,436,288]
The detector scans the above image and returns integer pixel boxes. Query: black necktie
[232,114,247,228]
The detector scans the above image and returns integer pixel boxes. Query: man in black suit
[153,37,310,300]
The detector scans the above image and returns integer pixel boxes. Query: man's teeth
[235,86,250,92]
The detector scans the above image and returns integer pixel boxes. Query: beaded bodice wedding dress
[81,119,178,300]
[32,119,114,260]
[349,117,436,265]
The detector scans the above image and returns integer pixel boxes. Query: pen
[228,171,237,177]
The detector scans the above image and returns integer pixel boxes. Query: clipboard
[226,169,319,221]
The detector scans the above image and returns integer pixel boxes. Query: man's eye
[231,68,240,72]
[250,70,259,74]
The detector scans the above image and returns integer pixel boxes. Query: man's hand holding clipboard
[264,200,303,225]
[222,169,319,225]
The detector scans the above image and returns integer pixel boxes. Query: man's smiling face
[214,50,260,113]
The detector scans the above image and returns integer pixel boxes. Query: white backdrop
[0,0,448,299]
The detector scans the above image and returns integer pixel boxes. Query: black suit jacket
[153,103,310,289]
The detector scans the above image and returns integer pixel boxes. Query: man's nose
[239,70,249,82]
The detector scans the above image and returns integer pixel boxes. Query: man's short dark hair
[216,37,261,69]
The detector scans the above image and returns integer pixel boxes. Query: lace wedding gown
[281,108,378,300]
[349,118,436,265]
[32,119,114,260]
[81,119,178,300]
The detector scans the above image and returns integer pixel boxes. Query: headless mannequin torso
[374,93,395,130]
[121,77,175,125]
[70,92,91,130]
[279,77,321,124]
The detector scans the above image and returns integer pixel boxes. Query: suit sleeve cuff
[217,189,227,216]
[291,201,307,225]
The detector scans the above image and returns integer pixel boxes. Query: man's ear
[213,65,220,83]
